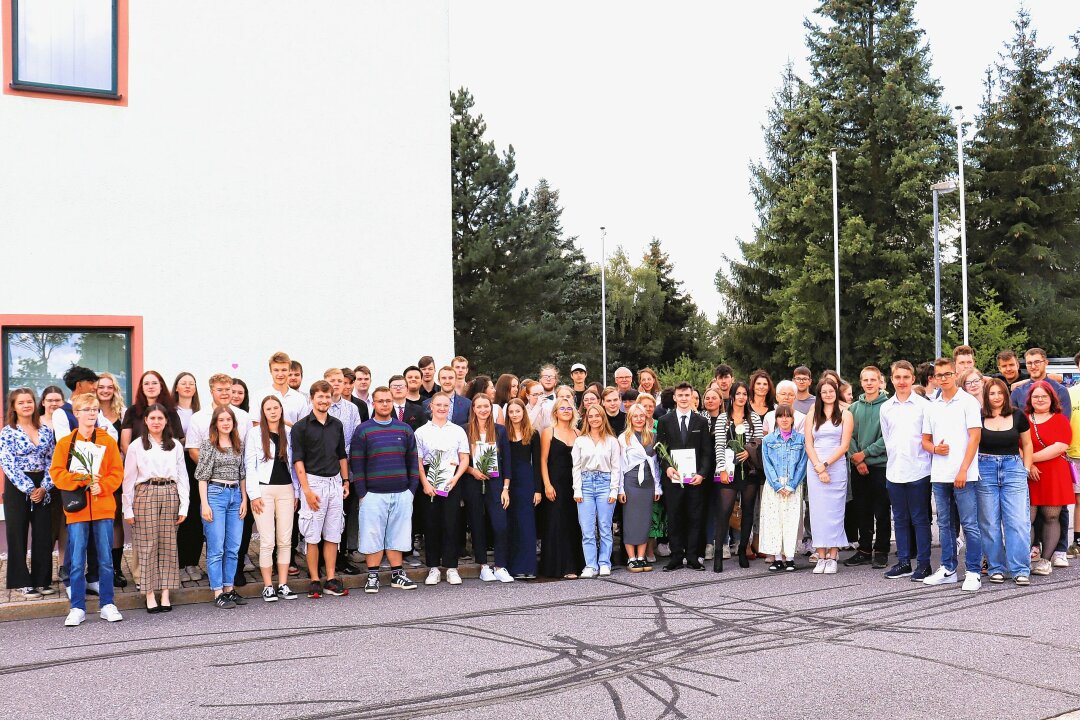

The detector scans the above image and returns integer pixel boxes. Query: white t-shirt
[251,386,309,425]
[414,421,470,468]
[922,390,982,484]
[184,405,251,450]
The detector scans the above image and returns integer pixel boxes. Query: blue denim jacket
[762,428,808,493]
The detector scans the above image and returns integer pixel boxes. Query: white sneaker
[824,559,838,574]
[923,566,958,585]
[656,543,671,557]
[1052,551,1070,568]
[86,581,100,595]
[580,567,597,578]
[425,568,441,586]
[22,587,42,599]
[479,564,496,582]
[99,604,123,622]
[812,558,827,574]
[722,545,731,560]
[446,568,462,585]
[704,544,715,560]
[493,567,514,583]
[64,608,86,627]
[1032,558,1053,576]
[598,565,611,577]
[646,554,657,563]
[961,573,981,592]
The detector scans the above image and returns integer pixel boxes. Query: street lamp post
[955,105,970,345]
[600,226,608,387]
[931,180,957,359]
[831,149,841,374]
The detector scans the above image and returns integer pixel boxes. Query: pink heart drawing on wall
[231,363,239,369]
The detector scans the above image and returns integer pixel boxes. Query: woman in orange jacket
[50,392,125,627]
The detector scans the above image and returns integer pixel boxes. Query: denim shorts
[359,489,414,554]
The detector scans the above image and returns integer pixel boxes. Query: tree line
[453,0,1080,383]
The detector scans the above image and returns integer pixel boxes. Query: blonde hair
[622,403,655,447]
[582,404,615,440]
[550,399,579,432]
[268,351,291,367]
[96,372,126,418]
[71,392,100,411]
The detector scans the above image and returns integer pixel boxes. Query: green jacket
[848,391,888,467]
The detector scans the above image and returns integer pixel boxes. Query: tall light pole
[830,149,841,374]
[600,226,608,387]
[931,180,957,359]
[955,105,970,345]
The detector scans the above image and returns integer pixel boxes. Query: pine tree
[968,11,1080,354]
[604,247,665,371]
[719,1,956,378]
[642,238,698,366]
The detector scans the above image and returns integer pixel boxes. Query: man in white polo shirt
[921,357,983,591]
[879,360,934,581]
[252,351,309,426]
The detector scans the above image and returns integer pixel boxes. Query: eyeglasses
[933,372,955,380]
[76,408,100,414]
[1027,359,1046,366]
[540,374,557,380]
[389,384,406,391]
[963,378,982,387]
[529,392,545,398]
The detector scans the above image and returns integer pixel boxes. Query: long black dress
[508,434,542,577]
[539,433,585,578]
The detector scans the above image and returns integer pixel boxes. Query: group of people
[1,345,1076,627]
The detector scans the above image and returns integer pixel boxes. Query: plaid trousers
[134,481,181,590]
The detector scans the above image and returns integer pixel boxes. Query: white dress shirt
[184,405,251,450]
[251,385,309,425]
[122,440,191,519]
[329,397,361,453]
[571,435,622,499]
[879,392,932,484]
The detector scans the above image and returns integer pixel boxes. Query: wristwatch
[822,460,829,469]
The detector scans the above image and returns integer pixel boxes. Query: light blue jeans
[933,482,983,574]
[67,519,114,611]
[976,454,1031,577]
[577,470,616,572]
[202,483,243,591]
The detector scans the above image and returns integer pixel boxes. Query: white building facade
[0,0,453,403]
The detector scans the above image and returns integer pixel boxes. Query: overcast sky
[449,1,1080,318]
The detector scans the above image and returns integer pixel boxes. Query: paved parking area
[3,549,1079,720]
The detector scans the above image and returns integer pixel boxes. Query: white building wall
[1,1,453,392]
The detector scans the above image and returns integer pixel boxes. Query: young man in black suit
[422,366,471,428]
[655,382,715,571]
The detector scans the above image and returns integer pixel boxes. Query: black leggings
[1033,505,1062,559]
[713,484,759,552]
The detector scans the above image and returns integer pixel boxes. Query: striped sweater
[348,419,419,497]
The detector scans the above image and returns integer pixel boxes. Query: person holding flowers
[463,394,514,583]
[416,393,471,586]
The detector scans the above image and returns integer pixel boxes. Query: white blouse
[122,439,191,519]
[571,435,622,499]
[618,433,662,496]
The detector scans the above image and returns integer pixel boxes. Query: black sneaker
[872,552,889,569]
[843,552,872,567]
[308,581,323,599]
[884,562,913,579]
[324,578,349,596]
[113,570,129,588]
[276,584,298,600]
[784,561,796,572]
[364,576,380,594]
[910,563,932,582]
[337,560,363,576]
[390,572,416,590]
[262,586,278,602]
[226,590,248,606]
[767,561,784,572]
[214,593,236,609]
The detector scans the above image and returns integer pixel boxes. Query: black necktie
[680,414,688,444]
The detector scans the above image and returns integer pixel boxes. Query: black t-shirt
[979,412,1029,455]
[268,432,293,485]
[607,410,627,435]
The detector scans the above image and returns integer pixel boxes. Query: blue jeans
[933,482,982,573]
[202,484,243,591]
[577,470,616,571]
[886,477,931,565]
[67,519,115,611]
[976,454,1031,577]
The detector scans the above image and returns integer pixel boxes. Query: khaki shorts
[298,474,344,544]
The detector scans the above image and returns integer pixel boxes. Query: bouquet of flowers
[70,445,98,487]
[654,442,683,485]
[425,450,450,501]
[475,444,499,494]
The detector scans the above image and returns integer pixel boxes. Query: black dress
[538,433,585,578]
[508,434,542,576]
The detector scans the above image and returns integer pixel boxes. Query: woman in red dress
[1026,381,1074,576]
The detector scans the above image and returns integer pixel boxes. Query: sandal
[988,572,1005,584]
[1014,575,1030,586]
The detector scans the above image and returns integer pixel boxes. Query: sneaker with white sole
[922,566,958,585]
[479,565,496,582]
[38,586,56,596]
[64,608,86,627]
[1052,551,1070,568]
[262,586,278,602]
[824,559,838,574]
[812,558,827,574]
[493,567,514,583]
[425,568,441,585]
[276,584,298,600]
[390,572,417,590]
[723,545,731,560]
[961,573,981,592]
[580,567,597,578]
[22,587,42,600]
[1032,558,1053,575]
[1067,540,1080,559]
[446,568,462,585]
[704,544,715,560]
[99,604,123,622]
[598,565,611,577]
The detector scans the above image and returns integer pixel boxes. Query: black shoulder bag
[60,429,97,513]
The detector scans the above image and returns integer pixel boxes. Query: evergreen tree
[968,11,1080,354]
[1055,31,1080,171]
[719,1,955,378]
[643,238,698,366]
[604,247,665,371]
